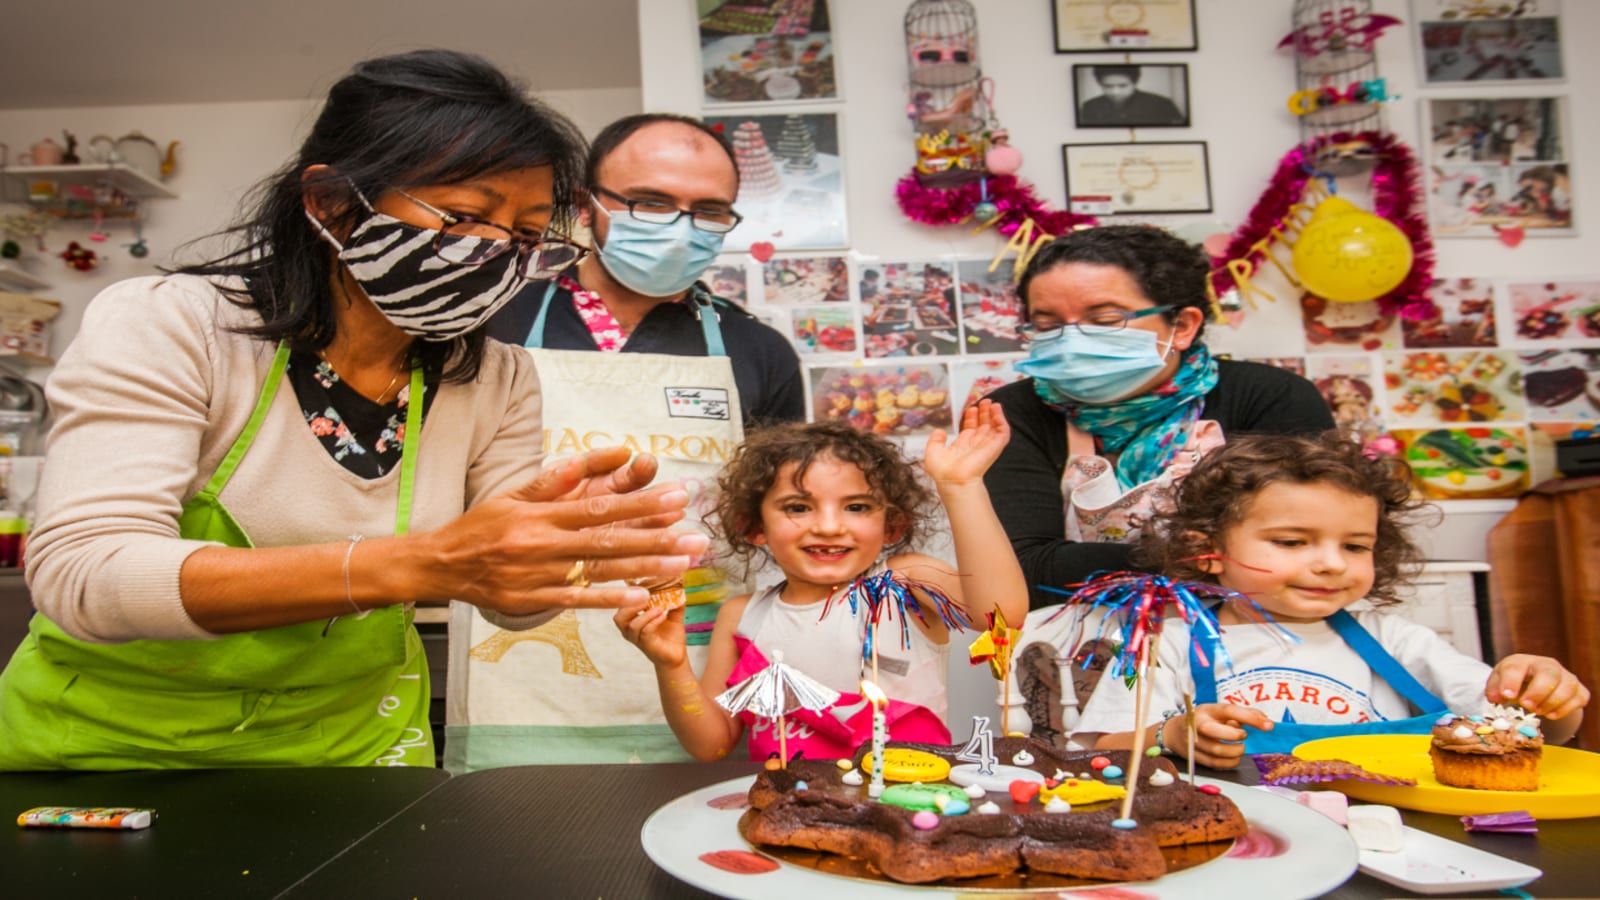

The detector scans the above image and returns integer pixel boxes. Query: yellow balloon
[1291,197,1414,303]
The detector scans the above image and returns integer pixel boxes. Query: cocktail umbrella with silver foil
[715,649,840,767]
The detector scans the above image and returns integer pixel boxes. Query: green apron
[0,342,434,770]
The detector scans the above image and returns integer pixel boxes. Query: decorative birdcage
[1286,0,1400,175]
[905,0,988,186]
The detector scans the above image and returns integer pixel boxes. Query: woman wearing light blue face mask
[983,226,1334,744]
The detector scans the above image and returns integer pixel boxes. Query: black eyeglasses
[591,186,743,234]
[1018,305,1175,343]
[397,191,588,279]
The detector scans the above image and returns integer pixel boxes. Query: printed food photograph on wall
[1391,425,1530,499]
[949,359,1024,415]
[1401,277,1498,348]
[859,260,961,358]
[954,260,1023,354]
[1310,355,1384,439]
[786,305,858,356]
[761,255,850,304]
[808,362,951,437]
[1384,350,1526,425]
[704,260,750,305]
[703,112,848,252]
[1519,349,1600,421]
[699,0,837,105]
[1507,280,1600,342]
[1302,295,1402,352]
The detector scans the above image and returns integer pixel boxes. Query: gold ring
[564,559,590,588]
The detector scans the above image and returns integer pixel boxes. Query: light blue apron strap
[1326,609,1450,714]
[524,280,560,349]
[690,285,727,357]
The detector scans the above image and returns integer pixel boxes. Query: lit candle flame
[860,680,887,706]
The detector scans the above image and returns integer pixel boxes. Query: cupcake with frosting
[1428,705,1543,792]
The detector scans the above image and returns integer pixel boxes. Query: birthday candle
[861,680,888,798]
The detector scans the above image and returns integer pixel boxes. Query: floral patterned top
[562,274,628,351]
[287,350,435,479]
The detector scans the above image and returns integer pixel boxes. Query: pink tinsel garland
[1208,131,1436,320]
[894,172,1098,238]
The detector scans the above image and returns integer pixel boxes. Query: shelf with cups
[0,163,176,202]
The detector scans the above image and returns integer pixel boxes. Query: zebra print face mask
[307,205,528,341]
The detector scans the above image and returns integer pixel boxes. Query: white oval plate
[641,777,1357,899]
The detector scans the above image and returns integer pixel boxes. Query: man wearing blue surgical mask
[486,113,803,428]
[467,114,801,770]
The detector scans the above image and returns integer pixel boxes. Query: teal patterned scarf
[1034,345,1219,490]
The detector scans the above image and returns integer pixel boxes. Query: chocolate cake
[1524,366,1586,408]
[740,736,1247,885]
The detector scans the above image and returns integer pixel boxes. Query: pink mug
[18,138,65,166]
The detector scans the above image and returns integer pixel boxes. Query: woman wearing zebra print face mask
[0,50,704,772]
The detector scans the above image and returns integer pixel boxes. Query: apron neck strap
[689,284,727,357]
[394,365,424,535]
[524,280,559,349]
[203,340,420,535]
[527,279,727,357]
[1325,609,1449,713]
[199,341,292,499]
[1189,608,1450,713]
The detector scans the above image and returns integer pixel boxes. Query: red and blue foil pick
[823,568,970,664]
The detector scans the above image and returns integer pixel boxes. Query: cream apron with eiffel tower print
[445,283,743,770]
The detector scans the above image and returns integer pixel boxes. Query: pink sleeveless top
[728,576,952,761]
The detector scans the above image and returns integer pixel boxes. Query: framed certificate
[1052,0,1198,54]
[1062,141,1212,215]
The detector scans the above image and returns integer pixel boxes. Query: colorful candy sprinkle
[1102,765,1124,780]
[836,758,854,771]
[1090,756,1111,771]
[795,780,809,791]
[1111,818,1138,830]
[1009,781,1041,804]
[1199,784,1222,795]
[911,811,940,830]
[1518,725,1539,738]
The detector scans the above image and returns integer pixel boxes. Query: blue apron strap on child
[1326,609,1450,714]
[1188,610,1449,713]
[523,280,560,349]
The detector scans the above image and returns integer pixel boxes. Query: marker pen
[17,807,155,830]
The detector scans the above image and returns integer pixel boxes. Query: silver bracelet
[342,533,365,615]
[1154,708,1181,756]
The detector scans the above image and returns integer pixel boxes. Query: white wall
[639,0,1599,724]
[0,86,641,362]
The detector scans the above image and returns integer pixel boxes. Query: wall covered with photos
[648,0,1600,563]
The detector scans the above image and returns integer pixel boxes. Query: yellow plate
[1292,734,1600,819]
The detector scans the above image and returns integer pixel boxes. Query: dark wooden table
[0,766,449,898]
[3,762,1594,899]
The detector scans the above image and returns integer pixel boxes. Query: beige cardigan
[26,275,545,642]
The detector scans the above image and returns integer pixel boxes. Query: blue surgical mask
[1015,325,1175,405]
[592,198,725,297]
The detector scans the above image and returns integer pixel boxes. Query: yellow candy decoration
[1040,779,1127,806]
[861,747,951,783]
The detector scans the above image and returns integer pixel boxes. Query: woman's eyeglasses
[1018,305,1174,342]
[397,191,588,279]
[591,186,743,234]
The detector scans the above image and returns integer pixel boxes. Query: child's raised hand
[1485,654,1591,720]
[613,602,688,670]
[921,399,1010,487]
[1172,703,1275,770]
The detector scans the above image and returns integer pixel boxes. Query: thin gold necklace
[372,371,403,405]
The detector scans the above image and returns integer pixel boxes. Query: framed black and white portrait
[1073,63,1190,128]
